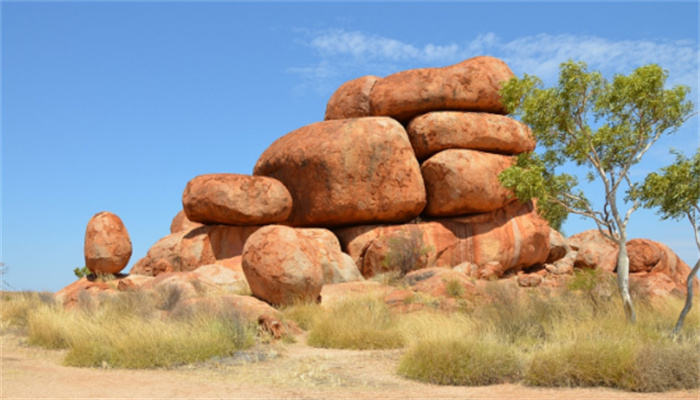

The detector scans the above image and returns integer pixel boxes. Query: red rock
[369,56,515,122]
[182,173,292,226]
[567,229,618,271]
[406,112,535,161]
[192,264,249,293]
[54,276,118,308]
[404,268,478,298]
[170,210,203,234]
[626,239,699,297]
[253,117,426,227]
[360,226,431,277]
[517,273,543,287]
[421,149,515,216]
[130,225,260,276]
[84,211,133,275]
[325,75,381,120]
[296,228,363,284]
[242,225,361,306]
[547,228,571,263]
[336,200,550,279]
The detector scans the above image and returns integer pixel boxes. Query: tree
[637,149,700,335]
[498,60,694,323]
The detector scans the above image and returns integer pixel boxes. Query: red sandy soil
[1,332,697,400]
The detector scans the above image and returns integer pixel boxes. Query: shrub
[307,296,404,350]
[382,227,432,276]
[398,338,521,386]
[281,301,325,331]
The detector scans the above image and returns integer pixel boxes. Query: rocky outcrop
[626,239,699,297]
[324,75,380,120]
[241,225,362,306]
[421,149,515,216]
[567,229,618,271]
[130,225,260,276]
[369,56,514,122]
[84,211,133,275]
[406,112,535,161]
[335,200,550,279]
[253,117,426,227]
[182,173,292,226]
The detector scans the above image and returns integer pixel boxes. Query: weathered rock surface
[567,229,618,271]
[406,112,535,160]
[130,225,260,276]
[421,149,515,216]
[336,200,550,278]
[54,276,119,308]
[84,211,133,275]
[254,117,426,227]
[170,210,203,234]
[242,225,361,306]
[324,75,381,120]
[369,56,514,122]
[547,228,571,263]
[182,173,292,226]
[626,239,699,297]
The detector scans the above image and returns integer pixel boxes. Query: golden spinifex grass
[3,290,256,369]
[304,295,405,350]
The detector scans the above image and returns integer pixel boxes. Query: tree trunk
[616,242,636,323]
[672,258,700,337]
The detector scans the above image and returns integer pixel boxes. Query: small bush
[382,228,432,276]
[281,301,325,331]
[444,278,465,298]
[307,296,404,350]
[633,341,700,392]
[1,292,55,333]
[398,338,521,385]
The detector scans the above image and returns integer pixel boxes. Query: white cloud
[289,29,699,99]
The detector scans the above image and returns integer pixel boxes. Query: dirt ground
[1,332,698,400]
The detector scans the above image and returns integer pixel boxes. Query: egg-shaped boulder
[84,211,132,275]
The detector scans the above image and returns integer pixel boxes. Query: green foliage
[638,149,699,223]
[498,60,693,238]
[382,228,433,276]
[73,266,91,279]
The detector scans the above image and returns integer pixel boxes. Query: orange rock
[567,229,618,271]
[241,225,361,307]
[421,149,515,216]
[130,225,260,276]
[54,276,118,308]
[626,239,699,297]
[406,111,535,161]
[547,228,571,263]
[320,281,395,308]
[369,56,514,122]
[182,173,292,226]
[336,200,550,278]
[325,75,381,120]
[84,211,132,275]
[169,210,203,234]
[254,117,426,227]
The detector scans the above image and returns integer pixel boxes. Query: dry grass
[15,290,256,369]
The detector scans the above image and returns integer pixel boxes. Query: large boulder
[84,211,133,275]
[626,239,699,297]
[182,173,292,226]
[325,75,381,120]
[406,112,535,161]
[336,200,550,278]
[421,149,515,217]
[369,56,514,122]
[253,117,426,227]
[241,225,361,306]
[130,225,260,276]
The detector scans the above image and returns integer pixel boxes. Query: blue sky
[2,1,699,292]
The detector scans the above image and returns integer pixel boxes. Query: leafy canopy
[499,60,693,238]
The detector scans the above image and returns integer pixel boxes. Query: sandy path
[1,333,697,400]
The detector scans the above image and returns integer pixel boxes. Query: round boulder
[325,75,381,120]
[84,211,132,275]
[182,173,292,226]
[254,117,426,227]
[421,149,515,217]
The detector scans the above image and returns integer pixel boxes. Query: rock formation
[62,56,697,336]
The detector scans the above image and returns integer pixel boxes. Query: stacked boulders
[61,56,697,317]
